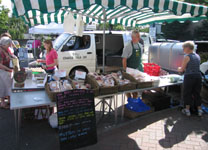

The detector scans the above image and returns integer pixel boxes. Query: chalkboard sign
[56,90,97,150]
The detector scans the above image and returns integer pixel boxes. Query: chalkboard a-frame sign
[56,89,97,150]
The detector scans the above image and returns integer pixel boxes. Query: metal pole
[34,34,36,59]
[102,8,106,73]
[115,94,118,124]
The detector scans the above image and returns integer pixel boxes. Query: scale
[14,68,27,87]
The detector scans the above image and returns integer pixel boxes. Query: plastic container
[143,63,160,76]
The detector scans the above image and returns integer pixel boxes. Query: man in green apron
[122,30,143,98]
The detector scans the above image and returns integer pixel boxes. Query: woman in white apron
[0,37,13,108]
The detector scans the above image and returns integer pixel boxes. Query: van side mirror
[62,45,68,51]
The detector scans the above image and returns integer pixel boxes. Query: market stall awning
[12,0,208,27]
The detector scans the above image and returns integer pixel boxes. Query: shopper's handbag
[12,57,20,71]
[0,47,20,71]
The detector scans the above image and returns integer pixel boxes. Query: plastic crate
[143,63,160,76]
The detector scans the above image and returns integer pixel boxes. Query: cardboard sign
[56,90,97,150]
[75,70,86,79]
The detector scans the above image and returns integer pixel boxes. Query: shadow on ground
[1,106,208,150]
[80,107,208,150]
[159,112,208,148]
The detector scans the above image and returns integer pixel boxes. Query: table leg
[18,109,22,129]
[180,84,184,107]
[114,95,118,124]
[121,93,125,120]
[109,97,112,114]
[14,109,21,150]
[102,98,105,116]
[14,109,18,146]
[166,86,169,94]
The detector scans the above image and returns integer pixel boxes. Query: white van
[53,31,153,76]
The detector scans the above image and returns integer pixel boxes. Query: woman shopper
[0,32,17,55]
[178,41,203,117]
[37,40,58,74]
[0,37,14,108]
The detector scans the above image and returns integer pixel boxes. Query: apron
[127,42,143,72]
[0,69,12,98]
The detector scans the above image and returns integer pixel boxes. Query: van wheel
[69,67,88,79]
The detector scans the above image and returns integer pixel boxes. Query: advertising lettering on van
[75,56,82,59]
[73,53,82,59]
[63,56,73,60]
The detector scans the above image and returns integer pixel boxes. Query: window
[62,35,91,51]
[54,33,71,51]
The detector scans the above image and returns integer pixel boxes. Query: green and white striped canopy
[11,0,208,27]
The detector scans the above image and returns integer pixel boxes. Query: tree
[0,3,9,34]
[8,16,27,39]
[97,23,124,31]
[183,0,208,5]
[0,1,27,39]
[162,0,208,41]
[194,20,208,40]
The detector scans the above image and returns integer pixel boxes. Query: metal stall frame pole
[102,8,106,73]
[33,34,36,59]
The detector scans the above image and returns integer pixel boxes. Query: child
[178,41,203,117]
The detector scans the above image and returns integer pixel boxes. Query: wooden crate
[71,76,100,97]
[87,75,118,96]
[45,83,60,102]
[124,105,154,119]
[123,72,153,89]
[113,72,137,92]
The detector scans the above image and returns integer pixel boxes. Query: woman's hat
[0,37,12,46]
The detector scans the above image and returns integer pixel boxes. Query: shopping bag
[126,97,150,112]
[49,113,58,128]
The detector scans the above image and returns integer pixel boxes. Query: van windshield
[53,33,72,51]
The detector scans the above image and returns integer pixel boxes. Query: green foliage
[162,0,208,41]
[125,26,149,33]
[194,20,208,40]
[0,1,27,40]
[97,23,149,33]
[199,52,208,64]
[97,23,124,31]
[183,0,208,5]
[8,17,27,39]
[0,5,9,34]
[162,20,208,41]
[97,23,110,30]
[113,24,125,31]
[139,27,149,33]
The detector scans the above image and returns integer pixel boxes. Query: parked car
[53,31,153,76]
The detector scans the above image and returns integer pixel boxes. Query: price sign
[75,70,86,79]
[56,90,97,150]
